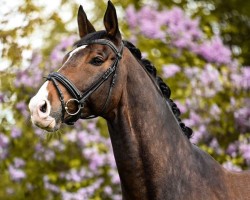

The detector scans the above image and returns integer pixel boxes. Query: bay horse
[29,1,250,199]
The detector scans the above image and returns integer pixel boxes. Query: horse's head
[29,1,125,131]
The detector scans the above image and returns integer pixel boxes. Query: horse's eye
[90,57,104,66]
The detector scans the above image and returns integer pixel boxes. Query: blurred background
[0,0,250,199]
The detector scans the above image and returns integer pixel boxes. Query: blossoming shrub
[0,3,250,200]
[125,5,250,170]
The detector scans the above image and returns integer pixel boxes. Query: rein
[46,39,123,125]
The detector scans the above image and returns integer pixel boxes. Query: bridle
[46,39,123,125]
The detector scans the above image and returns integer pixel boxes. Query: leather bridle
[46,39,123,125]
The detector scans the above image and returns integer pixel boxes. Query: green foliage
[0,0,250,199]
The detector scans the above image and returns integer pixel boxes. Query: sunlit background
[0,0,250,199]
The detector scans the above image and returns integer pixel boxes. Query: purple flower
[232,65,250,88]
[104,186,112,195]
[13,157,25,168]
[29,51,42,69]
[163,7,184,25]
[0,133,9,160]
[210,104,221,117]
[61,179,105,200]
[196,36,232,64]
[113,194,123,200]
[239,143,250,163]
[8,165,26,181]
[82,147,107,171]
[183,111,202,127]
[13,52,43,88]
[240,67,250,89]
[184,67,200,79]
[137,6,165,39]
[44,150,55,162]
[189,124,206,144]
[44,182,60,193]
[43,176,60,193]
[76,131,88,146]
[14,70,29,88]
[209,138,223,154]
[63,192,84,200]
[231,73,242,89]
[125,4,232,67]
[66,130,77,142]
[66,169,82,182]
[234,105,250,132]
[126,5,204,49]
[165,8,203,48]
[223,161,241,172]
[162,64,181,78]
[197,64,222,97]
[34,143,55,161]
[0,133,9,148]
[226,142,239,157]
[106,150,117,169]
[16,101,26,112]
[11,127,22,138]
[199,64,220,85]
[173,37,191,49]
[50,140,65,152]
[89,154,106,171]
[87,120,98,132]
[109,169,120,184]
[14,68,43,88]
[126,5,137,28]
[136,5,159,26]
[140,19,165,39]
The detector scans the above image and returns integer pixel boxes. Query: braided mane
[123,40,193,139]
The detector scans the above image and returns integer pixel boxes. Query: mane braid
[123,40,193,139]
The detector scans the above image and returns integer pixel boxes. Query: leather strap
[46,39,123,125]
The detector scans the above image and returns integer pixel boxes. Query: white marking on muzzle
[29,81,56,130]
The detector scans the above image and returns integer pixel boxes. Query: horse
[29,1,250,199]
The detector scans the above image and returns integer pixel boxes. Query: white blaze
[29,81,57,130]
[57,45,87,72]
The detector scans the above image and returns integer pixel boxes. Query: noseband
[46,39,123,125]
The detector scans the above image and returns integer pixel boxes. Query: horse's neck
[106,51,194,199]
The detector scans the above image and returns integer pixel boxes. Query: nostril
[39,101,47,113]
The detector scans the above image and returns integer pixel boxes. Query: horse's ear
[104,1,121,41]
[77,5,96,38]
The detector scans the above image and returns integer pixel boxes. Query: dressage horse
[29,1,250,199]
